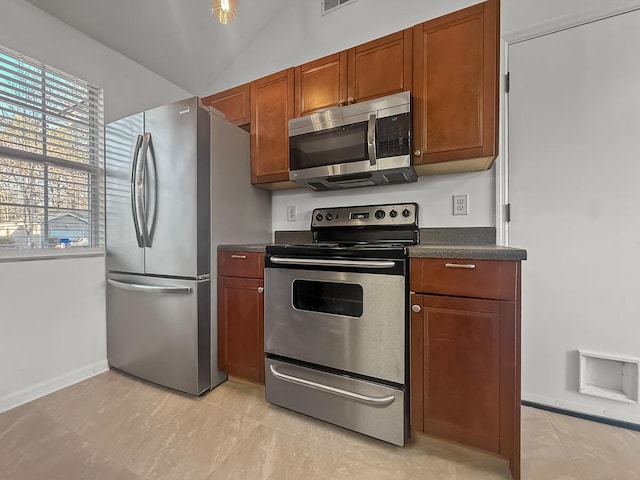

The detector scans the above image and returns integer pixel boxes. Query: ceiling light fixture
[212,0,237,24]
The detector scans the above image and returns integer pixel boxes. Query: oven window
[292,280,363,317]
[289,122,368,170]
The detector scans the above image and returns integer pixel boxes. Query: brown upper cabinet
[201,83,251,127]
[250,68,295,187]
[295,29,413,117]
[412,0,499,175]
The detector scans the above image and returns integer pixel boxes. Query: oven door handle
[269,257,396,269]
[269,365,396,406]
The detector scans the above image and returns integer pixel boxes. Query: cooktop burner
[268,203,419,260]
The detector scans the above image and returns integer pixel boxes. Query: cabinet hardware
[412,304,421,313]
[258,286,264,293]
[231,254,247,259]
[347,97,354,104]
[445,263,476,269]
[413,149,422,157]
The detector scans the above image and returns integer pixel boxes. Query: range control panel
[311,203,418,229]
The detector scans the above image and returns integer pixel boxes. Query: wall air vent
[322,0,358,15]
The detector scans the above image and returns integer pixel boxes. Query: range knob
[389,209,398,218]
[374,209,386,220]
[402,208,411,218]
[315,213,323,221]
[326,213,333,221]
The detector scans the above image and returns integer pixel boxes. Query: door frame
[498,0,640,245]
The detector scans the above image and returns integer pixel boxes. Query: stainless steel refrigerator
[105,97,271,395]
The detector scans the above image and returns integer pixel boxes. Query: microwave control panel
[376,113,410,159]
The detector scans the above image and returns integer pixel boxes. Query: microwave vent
[306,182,332,192]
[322,0,357,15]
[384,172,412,184]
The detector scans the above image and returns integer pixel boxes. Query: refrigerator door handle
[107,279,192,295]
[142,132,158,247]
[130,134,144,247]
[139,133,153,247]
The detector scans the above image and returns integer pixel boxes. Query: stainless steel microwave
[288,92,416,191]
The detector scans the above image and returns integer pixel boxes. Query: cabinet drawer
[218,252,264,279]
[410,258,518,301]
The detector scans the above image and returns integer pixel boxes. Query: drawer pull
[445,263,476,269]
[412,304,421,313]
[269,365,395,406]
[231,255,247,259]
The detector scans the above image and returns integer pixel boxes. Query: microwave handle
[367,113,377,167]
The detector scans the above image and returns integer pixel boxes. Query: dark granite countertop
[217,244,270,253]
[408,244,526,261]
[217,243,526,261]
[218,227,526,261]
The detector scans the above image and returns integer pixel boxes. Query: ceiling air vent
[322,0,358,15]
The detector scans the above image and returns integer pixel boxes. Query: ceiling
[22,0,288,95]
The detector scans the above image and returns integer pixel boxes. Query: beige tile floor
[1,371,639,480]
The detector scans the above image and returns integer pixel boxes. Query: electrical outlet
[286,205,297,222]
[453,194,469,215]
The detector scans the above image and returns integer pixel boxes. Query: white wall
[0,0,190,412]
[273,172,494,232]
[0,0,190,123]
[0,257,107,412]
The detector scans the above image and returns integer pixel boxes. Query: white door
[508,9,640,424]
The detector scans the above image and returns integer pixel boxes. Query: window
[0,45,104,252]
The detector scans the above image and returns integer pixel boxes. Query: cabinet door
[250,68,294,185]
[347,29,412,104]
[295,52,348,116]
[202,83,251,126]
[413,0,498,169]
[218,276,264,383]
[411,293,506,454]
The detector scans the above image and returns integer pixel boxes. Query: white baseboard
[522,392,640,426]
[0,361,110,414]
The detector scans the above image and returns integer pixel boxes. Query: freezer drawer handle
[269,365,396,406]
[269,257,395,269]
[107,279,192,295]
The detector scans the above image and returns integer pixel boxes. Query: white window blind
[0,45,104,252]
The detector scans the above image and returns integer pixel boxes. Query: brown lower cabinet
[217,252,265,383]
[410,258,521,480]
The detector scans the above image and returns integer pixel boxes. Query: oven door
[264,262,406,384]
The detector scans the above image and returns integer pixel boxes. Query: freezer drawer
[106,273,210,395]
[265,357,407,446]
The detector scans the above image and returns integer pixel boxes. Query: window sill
[0,248,105,263]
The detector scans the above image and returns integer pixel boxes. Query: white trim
[522,392,640,426]
[0,361,109,414]
[495,38,508,246]
[504,1,640,44]
[0,247,104,263]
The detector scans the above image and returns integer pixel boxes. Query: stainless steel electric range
[263,202,419,446]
